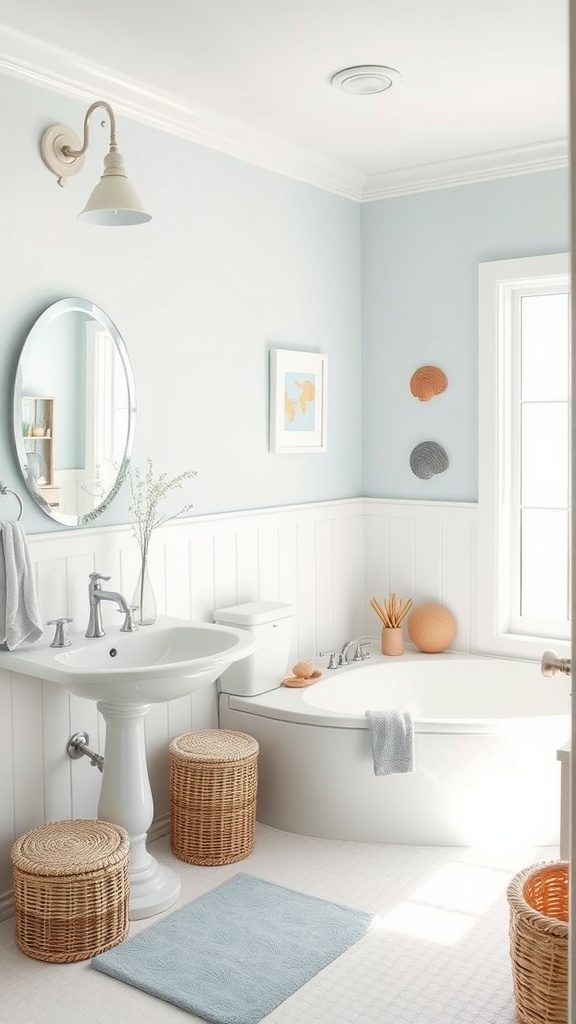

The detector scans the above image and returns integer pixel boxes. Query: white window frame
[477,252,571,660]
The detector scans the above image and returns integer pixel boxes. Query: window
[477,253,571,659]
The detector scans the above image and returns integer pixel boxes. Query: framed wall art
[269,349,328,454]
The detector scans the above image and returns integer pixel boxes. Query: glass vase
[132,558,157,626]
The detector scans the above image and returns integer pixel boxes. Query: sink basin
[0,615,257,920]
[0,617,256,703]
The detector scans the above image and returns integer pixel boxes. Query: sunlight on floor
[370,843,542,946]
[371,900,476,945]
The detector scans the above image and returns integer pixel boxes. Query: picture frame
[269,349,328,454]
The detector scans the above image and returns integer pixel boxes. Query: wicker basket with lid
[169,729,259,866]
[11,818,130,963]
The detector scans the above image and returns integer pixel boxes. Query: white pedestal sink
[0,617,256,919]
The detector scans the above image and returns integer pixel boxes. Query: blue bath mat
[91,872,373,1024]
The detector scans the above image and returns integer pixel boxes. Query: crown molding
[0,25,568,204]
[362,138,569,201]
[0,26,364,200]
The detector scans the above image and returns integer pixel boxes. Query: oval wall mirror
[12,297,136,526]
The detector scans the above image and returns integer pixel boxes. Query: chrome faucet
[340,637,371,664]
[85,572,138,638]
[320,637,371,669]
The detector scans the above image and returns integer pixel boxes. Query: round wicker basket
[11,819,130,963]
[507,861,568,1024]
[169,729,259,866]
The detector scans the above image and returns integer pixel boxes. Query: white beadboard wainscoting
[364,498,479,654]
[0,497,478,915]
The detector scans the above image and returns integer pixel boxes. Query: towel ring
[0,483,23,522]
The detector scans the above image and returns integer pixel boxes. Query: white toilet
[213,601,293,696]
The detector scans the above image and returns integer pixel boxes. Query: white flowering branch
[128,458,197,563]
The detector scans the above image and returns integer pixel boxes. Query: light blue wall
[0,75,362,533]
[1,73,569,530]
[361,170,570,501]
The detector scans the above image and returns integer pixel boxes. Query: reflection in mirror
[13,298,136,526]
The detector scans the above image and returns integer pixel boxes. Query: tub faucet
[320,638,371,669]
[340,638,371,664]
[85,572,138,638]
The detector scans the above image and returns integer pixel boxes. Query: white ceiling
[0,0,569,199]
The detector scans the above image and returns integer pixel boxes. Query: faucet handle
[320,650,341,670]
[355,640,371,661]
[89,572,111,586]
[47,617,73,648]
[119,606,139,632]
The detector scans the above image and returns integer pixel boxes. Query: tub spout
[340,638,371,664]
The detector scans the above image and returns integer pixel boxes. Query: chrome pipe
[66,731,104,772]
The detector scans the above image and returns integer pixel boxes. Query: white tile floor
[1,824,554,1024]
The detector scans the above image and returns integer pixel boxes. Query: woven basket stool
[507,861,568,1024]
[169,729,259,866]
[11,818,130,963]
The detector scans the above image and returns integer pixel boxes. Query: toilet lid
[214,600,293,626]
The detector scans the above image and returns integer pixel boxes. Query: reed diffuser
[370,593,413,656]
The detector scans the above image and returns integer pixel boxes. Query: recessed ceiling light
[330,65,401,95]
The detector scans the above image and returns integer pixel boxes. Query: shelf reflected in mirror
[13,298,136,526]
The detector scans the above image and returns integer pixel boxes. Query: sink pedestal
[97,701,180,920]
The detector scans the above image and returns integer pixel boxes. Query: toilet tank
[214,601,293,696]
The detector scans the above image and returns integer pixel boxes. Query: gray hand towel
[365,709,414,776]
[0,521,43,650]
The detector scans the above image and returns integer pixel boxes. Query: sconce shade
[78,150,151,226]
[40,102,151,227]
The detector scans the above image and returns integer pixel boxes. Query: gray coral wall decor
[410,441,449,480]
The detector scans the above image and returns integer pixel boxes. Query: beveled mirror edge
[12,297,137,528]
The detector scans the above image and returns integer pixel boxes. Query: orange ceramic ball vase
[407,602,457,654]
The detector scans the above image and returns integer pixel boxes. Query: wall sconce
[40,100,151,226]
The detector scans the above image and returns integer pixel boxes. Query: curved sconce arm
[62,100,118,161]
[40,99,151,226]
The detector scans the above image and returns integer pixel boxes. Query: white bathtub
[219,650,571,846]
